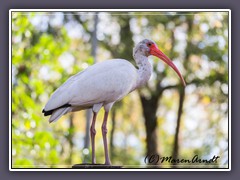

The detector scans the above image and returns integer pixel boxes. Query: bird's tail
[49,107,71,123]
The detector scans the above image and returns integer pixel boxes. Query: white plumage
[42,39,185,165]
[44,59,138,123]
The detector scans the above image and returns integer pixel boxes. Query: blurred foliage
[11,11,229,168]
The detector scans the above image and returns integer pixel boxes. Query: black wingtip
[43,110,53,116]
[42,108,51,116]
[42,103,71,116]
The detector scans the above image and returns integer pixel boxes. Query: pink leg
[90,112,97,164]
[102,111,111,165]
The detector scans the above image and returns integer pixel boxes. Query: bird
[42,39,186,165]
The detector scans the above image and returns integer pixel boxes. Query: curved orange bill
[150,44,186,86]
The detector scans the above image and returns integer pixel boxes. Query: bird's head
[133,39,186,86]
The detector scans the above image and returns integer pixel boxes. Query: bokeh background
[11,11,229,168]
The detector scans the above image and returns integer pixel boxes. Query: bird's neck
[135,54,153,89]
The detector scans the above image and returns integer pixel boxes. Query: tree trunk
[67,114,74,164]
[83,13,99,163]
[140,96,160,166]
[172,87,185,167]
[171,17,192,167]
[83,110,91,163]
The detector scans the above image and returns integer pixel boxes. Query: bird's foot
[92,159,96,164]
[104,161,111,165]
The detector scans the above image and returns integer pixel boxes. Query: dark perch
[72,163,122,169]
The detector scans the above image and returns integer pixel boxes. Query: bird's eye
[147,43,152,47]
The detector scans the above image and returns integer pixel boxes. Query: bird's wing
[43,69,87,111]
[43,59,138,112]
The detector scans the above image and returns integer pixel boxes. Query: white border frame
[9,9,231,171]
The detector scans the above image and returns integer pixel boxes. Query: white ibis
[42,39,186,165]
